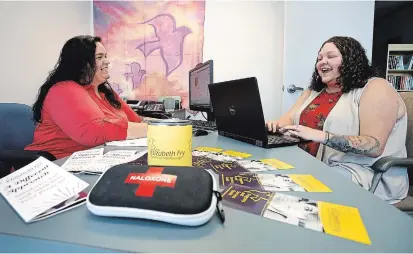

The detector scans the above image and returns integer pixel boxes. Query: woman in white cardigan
[267,36,408,204]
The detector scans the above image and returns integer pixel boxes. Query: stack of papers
[88,150,146,174]
[61,148,147,174]
[60,148,104,172]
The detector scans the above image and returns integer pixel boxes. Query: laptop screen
[208,77,268,143]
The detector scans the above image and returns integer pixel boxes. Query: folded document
[0,157,89,223]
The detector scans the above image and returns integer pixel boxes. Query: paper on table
[219,172,332,192]
[32,191,87,222]
[85,150,148,174]
[221,184,371,245]
[61,148,104,172]
[105,138,147,147]
[0,157,89,223]
[236,159,294,171]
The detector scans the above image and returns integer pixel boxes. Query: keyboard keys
[190,120,217,130]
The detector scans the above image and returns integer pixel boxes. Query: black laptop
[208,77,308,149]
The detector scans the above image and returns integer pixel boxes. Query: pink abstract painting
[93,1,206,108]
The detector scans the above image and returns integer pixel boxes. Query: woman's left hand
[279,125,326,143]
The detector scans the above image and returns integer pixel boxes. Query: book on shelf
[0,157,89,223]
[387,75,413,90]
[386,44,413,90]
[387,54,413,71]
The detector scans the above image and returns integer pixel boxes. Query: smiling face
[92,42,110,86]
[316,42,342,86]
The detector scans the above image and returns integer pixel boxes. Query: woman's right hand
[266,120,287,134]
[126,122,148,139]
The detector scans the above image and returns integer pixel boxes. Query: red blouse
[298,90,343,157]
[25,81,142,159]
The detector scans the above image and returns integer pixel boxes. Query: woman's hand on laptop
[279,125,326,142]
[266,120,287,134]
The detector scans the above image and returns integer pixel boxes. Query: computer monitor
[188,60,214,121]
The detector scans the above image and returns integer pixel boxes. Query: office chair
[370,91,413,215]
[0,103,55,178]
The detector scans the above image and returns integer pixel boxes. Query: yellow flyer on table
[260,159,294,170]
[194,146,223,153]
[221,184,371,245]
[221,150,252,159]
[219,172,332,192]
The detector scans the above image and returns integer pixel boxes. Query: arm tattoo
[325,134,382,157]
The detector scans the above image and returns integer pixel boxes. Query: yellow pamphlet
[194,146,223,153]
[260,159,294,170]
[221,150,252,159]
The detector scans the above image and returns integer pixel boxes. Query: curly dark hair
[309,36,377,93]
[32,35,121,123]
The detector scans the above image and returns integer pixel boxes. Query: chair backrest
[0,103,36,150]
[399,92,413,184]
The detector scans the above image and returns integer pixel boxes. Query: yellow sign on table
[147,119,192,167]
[319,201,371,245]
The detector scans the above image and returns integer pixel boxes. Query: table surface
[1,132,413,252]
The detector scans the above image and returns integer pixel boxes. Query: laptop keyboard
[190,120,217,131]
[268,134,301,144]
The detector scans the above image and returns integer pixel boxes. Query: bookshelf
[386,44,413,91]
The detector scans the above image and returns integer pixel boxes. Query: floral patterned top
[298,90,343,157]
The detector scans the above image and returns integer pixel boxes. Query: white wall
[0,1,92,105]
[203,1,284,121]
[282,0,375,113]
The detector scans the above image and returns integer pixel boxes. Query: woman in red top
[25,35,147,159]
[264,36,409,205]
[266,36,403,159]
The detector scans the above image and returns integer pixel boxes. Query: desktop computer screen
[188,60,217,129]
[189,60,213,111]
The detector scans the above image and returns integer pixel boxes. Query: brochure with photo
[0,157,89,223]
[219,172,332,192]
[221,184,371,245]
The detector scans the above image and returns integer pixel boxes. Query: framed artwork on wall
[93,1,206,108]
